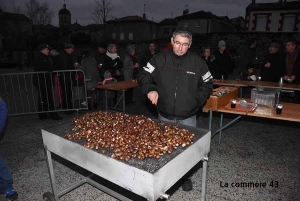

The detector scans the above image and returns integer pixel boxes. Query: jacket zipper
[173,59,180,117]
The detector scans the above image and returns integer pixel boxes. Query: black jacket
[140,51,157,69]
[59,51,74,70]
[94,52,106,80]
[285,50,300,84]
[201,55,221,79]
[214,50,232,78]
[138,50,213,119]
[104,54,124,81]
[33,51,53,87]
[261,52,285,82]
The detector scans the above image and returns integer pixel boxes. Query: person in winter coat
[33,43,63,120]
[94,43,107,81]
[57,43,76,112]
[123,44,139,104]
[201,47,221,79]
[238,38,258,73]
[139,42,157,70]
[104,44,124,82]
[214,40,232,79]
[0,97,18,200]
[240,63,256,81]
[261,42,285,82]
[138,27,213,191]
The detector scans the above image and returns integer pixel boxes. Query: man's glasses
[173,39,190,47]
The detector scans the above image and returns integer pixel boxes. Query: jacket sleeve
[196,59,213,107]
[137,55,158,94]
[0,97,8,133]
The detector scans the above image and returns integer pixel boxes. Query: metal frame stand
[45,150,133,201]
[209,110,242,144]
[201,156,209,201]
[104,90,126,113]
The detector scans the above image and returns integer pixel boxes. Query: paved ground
[1,67,300,201]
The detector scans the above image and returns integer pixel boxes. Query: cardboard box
[204,86,239,111]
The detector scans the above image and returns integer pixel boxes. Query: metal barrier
[0,70,89,116]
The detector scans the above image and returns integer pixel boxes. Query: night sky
[2,0,278,26]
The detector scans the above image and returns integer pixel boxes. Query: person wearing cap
[123,44,139,104]
[213,40,232,79]
[95,43,107,81]
[33,44,63,120]
[261,42,285,82]
[58,43,75,113]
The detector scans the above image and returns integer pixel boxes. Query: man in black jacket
[138,28,213,191]
[59,43,75,112]
[214,40,232,79]
[139,42,157,70]
[94,43,107,81]
[33,44,63,120]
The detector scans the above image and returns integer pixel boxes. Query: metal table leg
[218,113,223,144]
[122,91,126,113]
[45,150,59,201]
[105,90,108,110]
[209,110,212,131]
[201,156,209,201]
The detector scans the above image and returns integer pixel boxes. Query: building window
[164,28,169,34]
[282,15,296,32]
[129,32,133,40]
[112,33,116,40]
[196,21,201,27]
[256,15,267,31]
[120,33,124,40]
[184,22,188,28]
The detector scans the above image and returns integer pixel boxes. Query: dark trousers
[36,85,55,113]
[59,76,73,109]
[125,88,133,103]
[0,156,13,194]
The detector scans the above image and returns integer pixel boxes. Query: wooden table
[214,80,300,91]
[96,80,138,113]
[206,98,300,143]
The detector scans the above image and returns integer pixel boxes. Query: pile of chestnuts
[64,111,194,161]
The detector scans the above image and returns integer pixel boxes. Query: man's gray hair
[172,27,192,42]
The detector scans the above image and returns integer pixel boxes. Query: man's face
[65,48,74,54]
[149,43,156,52]
[204,49,211,57]
[99,47,106,54]
[171,35,191,56]
[269,46,278,54]
[219,45,226,52]
[41,48,50,56]
[286,42,296,53]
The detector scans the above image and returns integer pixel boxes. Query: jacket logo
[186,71,195,75]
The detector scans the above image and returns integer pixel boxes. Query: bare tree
[25,0,53,25]
[92,0,113,24]
[13,0,21,14]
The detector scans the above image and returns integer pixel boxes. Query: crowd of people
[30,32,300,120]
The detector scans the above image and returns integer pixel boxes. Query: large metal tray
[42,119,211,201]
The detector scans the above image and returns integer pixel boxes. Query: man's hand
[264,62,271,68]
[283,75,289,81]
[147,91,158,105]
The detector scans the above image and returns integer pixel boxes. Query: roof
[0,11,31,22]
[159,18,177,25]
[246,1,300,11]
[79,24,104,30]
[175,11,225,21]
[106,15,157,24]
[59,4,71,15]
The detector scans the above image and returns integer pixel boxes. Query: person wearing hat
[57,43,75,113]
[123,44,139,104]
[213,40,232,79]
[95,43,107,81]
[33,43,63,120]
[261,42,285,82]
